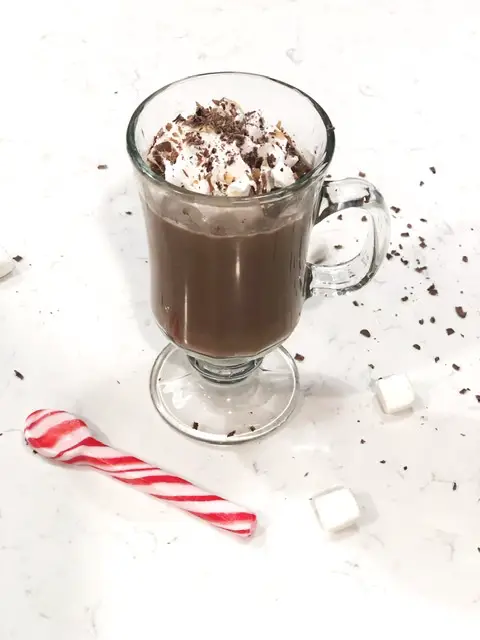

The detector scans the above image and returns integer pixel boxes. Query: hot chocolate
[143,98,312,358]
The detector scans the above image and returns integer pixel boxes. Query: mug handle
[305,177,391,298]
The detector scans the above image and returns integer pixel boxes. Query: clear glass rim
[126,71,336,206]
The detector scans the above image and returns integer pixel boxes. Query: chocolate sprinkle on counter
[452,363,460,371]
[455,306,467,319]
[368,364,375,369]
[420,217,427,222]
[434,356,440,363]
[429,166,436,174]
[360,439,366,444]
[459,388,470,395]
[413,344,421,350]
[379,460,386,464]
[334,244,343,250]
[124,211,133,216]
[391,206,401,213]
[14,370,24,380]
[97,164,108,170]
[415,266,427,273]
[430,316,436,324]
[462,255,469,263]
[386,252,393,260]
[360,329,371,338]
[403,466,408,471]
[419,181,424,186]
[227,430,236,438]
[12,255,23,262]
[294,353,305,362]
[452,482,457,491]
[401,296,409,302]
[192,421,199,430]
[446,328,455,336]
[358,171,366,178]
[476,395,480,403]
[419,319,424,325]
[353,300,360,307]
[361,215,368,222]
[427,284,438,296]
[249,426,256,432]
[400,232,410,237]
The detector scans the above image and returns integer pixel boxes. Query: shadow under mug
[127,72,390,444]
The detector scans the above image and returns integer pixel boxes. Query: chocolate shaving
[227,430,236,438]
[427,284,438,296]
[266,154,276,168]
[391,206,401,214]
[429,166,436,174]
[184,131,203,147]
[415,266,427,273]
[294,353,305,362]
[14,370,24,380]
[446,328,455,336]
[12,255,23,262]
[361,215,368,222]
[455,306,467,318]
[360,329,371,338]
[192,421,199,430]
[157,140,172,152]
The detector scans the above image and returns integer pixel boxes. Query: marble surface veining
[1,0,480,638]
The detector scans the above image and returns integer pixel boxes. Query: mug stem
[188,355,264,384]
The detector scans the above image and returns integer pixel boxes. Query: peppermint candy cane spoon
[25,410,257,538]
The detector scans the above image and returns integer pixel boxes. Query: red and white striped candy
[25,409,256,538]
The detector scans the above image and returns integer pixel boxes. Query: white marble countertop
[2,0,480,637]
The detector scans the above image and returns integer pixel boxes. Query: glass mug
[127,72,390,444]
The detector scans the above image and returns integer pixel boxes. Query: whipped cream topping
[147,98,310,196]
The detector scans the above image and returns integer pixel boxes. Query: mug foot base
[149,344,299,444]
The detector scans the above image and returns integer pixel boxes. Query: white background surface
[1,0,480,638]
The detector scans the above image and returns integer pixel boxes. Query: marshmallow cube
[311,487,360,533]
[374,374,415,414]
[0,248,14,279]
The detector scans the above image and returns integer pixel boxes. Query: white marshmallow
[374,374,415,414]
[271,163,296,188]
[0,248,14,279]
[312,488,360,533]
[226,175,253,197]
